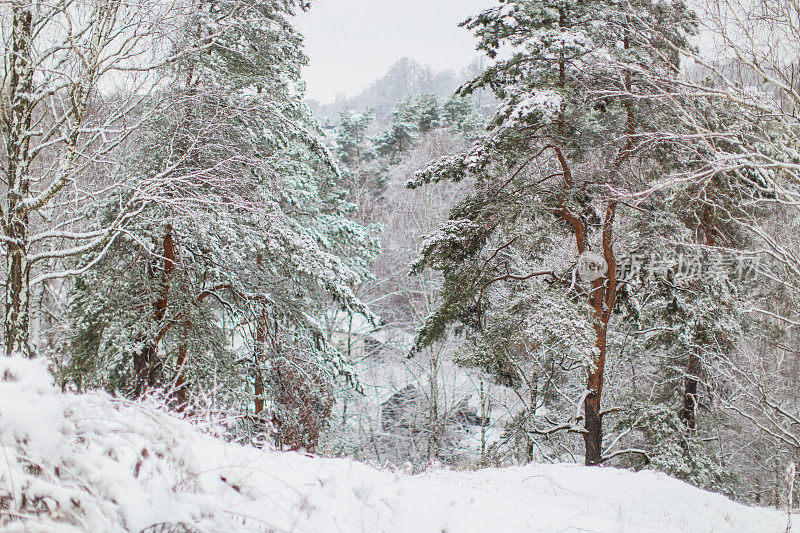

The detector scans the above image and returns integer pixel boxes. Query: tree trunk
[4,2,34,357]
[680,350,700,430]
[583,323,609,466]
[5,217,30,356]
[254,309,266,415]
[134,225,175,396]
[582,203,617,466]
[555,144,618,466]
[583,390,602,465]
[526,371,538,463]
[133,343,158,397]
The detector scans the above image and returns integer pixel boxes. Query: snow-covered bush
[0,356,256,532]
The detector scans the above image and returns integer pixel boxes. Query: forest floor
[0,355,794,532]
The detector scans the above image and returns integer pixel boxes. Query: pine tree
[337,109,376,166]
[374,97,419,160]
[414,93,441,133]
[64,0,378,447]
[442,96,473,129]
[408,0,699,465]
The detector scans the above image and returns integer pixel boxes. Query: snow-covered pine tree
[337,109,376,167]
[335,109,388,221]
[442,95,478,132]
[64,0,378,448]
[408,0,698,465]
[629,47,800,497]
[373,97,419,161]
[414,93,441,134]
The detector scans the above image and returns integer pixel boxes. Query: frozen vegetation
[0,356,793,532]
[3,0,800,529]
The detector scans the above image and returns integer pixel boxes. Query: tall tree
[408,0,698,465]
[63,0,378,444]
[635,0,800,494]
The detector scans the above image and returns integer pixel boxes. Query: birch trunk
[3,0,34,356]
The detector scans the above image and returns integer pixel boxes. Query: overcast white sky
[296,0,495,103]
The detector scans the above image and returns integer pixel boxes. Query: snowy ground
[0,356,794,533]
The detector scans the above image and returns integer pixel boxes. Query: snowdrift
[0,356,793,532]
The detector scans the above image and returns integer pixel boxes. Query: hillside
[0,356,793,533]
[305,57,494,124]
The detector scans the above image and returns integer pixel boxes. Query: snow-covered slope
[0,356,793,533]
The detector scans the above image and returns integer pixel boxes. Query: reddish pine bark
[254,310,267,415]
[554,146,618,465]
[134,225,176,397]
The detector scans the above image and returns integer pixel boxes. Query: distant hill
[306,57,495,126]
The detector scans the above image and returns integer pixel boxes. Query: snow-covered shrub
[613,402,728,492]
[0,356,256,532]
